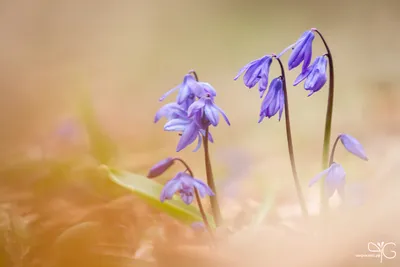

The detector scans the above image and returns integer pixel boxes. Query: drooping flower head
[339,134,368,161]
[188,94,230,127]
[294,55,328,96]
[160,172,214,205]
[155,72,228,152]
[285,29,315,71]
[309,162,346,199]
[259,77,285,122]
[234,55,273,98]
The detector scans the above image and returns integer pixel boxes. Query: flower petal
[234,59,259,80]
[309,165,332,187]
[204,102,220,126]
[193,133,203,152]
[176,122,199,152]
[159,86,179,102]
[160,176,182,202]
[164,118,191,132]
[154,103,187,123]
[193,178,215,197]
[325,163,346,198]
[339,134,368,161]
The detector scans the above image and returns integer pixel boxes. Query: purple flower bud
[147,157,175,178]
[294,55,328,96]
[309,162,346,199]
[288,30,315,71]
[339,134,368,161]
[234,55,273,98]
[259,77,285,122]
[160,172,214,205]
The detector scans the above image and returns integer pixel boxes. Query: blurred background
[0,0,399,266]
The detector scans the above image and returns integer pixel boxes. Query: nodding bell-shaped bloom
[147,157,175,178]
[188,94,230,127]
[287,30,315,71]
[294,55,328,96]
[309,162,346,199]
[160,172,214,205]
[163,118,214,152]
[339,134,368,161]
[259,77,285,122]
[234,55,273,98]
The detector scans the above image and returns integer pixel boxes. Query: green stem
[314,29,335,213]
[275,56,308,218]
[174,158,214,238]
[202,128,223,226]
[189,69,223,226]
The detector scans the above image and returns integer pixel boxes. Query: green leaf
[105,166,215,227]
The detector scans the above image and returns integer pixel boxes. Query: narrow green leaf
[105,166,215,227]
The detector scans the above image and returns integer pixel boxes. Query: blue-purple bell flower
[163,118,213,152]
[160,172,214,205]
[259,77,285,122]
[234,55,273,98]
[294,55,328,96]
[339,134,368,161]
[309,162,346,199]
[188,95,230,127]
[147,157,175,178]
[287,30,315,71]
[154,102,188,123]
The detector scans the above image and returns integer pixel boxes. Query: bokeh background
[0,0,400,266]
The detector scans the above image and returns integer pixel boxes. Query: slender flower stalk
[328,135,341,166]
[274,56,308,218]
[202,127,222,225]
[314,29,335,213]
[170,158,214,238]
[189,70,223,226]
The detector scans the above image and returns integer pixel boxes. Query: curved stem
[173,158,214,238]
[275,56,308,218]
[314,29,335,213]
[328,135,341,166]
[188,70,199,82]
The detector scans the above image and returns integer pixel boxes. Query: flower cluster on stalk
[234,55,285,122]
[155,72,230,152]
[309,133,368,199]
[280,28,329,96]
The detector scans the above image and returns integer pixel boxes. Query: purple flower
[154,103,188,123]
[309,162,346,199]
[147,157,175,178]
[188,95,230,127]
[339,134,368,161]
[163,118,213,152]
[287,30,315,71]
[159,74,217,108]
[234,55,273,98]
[259,77,285,122]
[294,55,328,96]
[160,172,214,205]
